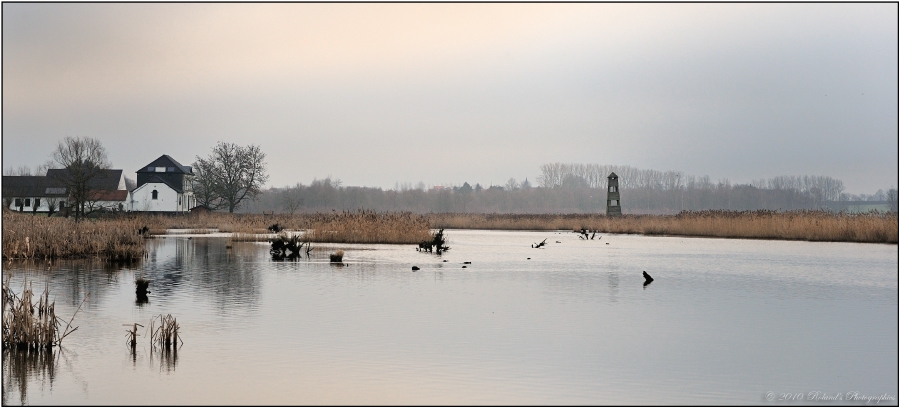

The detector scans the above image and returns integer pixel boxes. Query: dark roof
[135,175,184,193]
[46,169,123,191]
[137,155,193,175]
[2,176,67,197]
[608,172,618,178]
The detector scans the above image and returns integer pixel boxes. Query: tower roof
[608,172,618,178]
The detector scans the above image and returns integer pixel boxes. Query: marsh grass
[2,212,146,260]
[427,210,898,243]
[2,278,85,350]
[149,314,181,351]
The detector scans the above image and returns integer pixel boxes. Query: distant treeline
[239,165,898,215]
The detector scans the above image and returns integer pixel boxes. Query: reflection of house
[3,169,129,213]
[130,155,195,213]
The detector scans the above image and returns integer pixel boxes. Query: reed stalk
[1,278,85,350]
[149,314,181,351]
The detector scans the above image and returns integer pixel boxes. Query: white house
[3,169,130,214]
[130,155,195,213]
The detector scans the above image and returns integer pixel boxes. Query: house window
[14,198,22,207]
[152,190,158,200]
[34,198,41,208]
[167,167,175,172]
[24,198,31,207]
[178,195,182,205]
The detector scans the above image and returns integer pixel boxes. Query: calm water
[2,230,897,405]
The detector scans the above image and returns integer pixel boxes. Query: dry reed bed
[427,210,898,244]
[2,212,146,260]
[2,278,82,350]
[303,210,432,244]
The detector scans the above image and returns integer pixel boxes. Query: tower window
[609,186,617,193]
[610,200,618,206]
[152,190,158,200]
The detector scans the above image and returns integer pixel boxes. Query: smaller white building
[130,179,194,212]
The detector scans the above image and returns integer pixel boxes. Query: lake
[2,230,897,405]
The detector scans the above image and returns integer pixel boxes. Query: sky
[3,3,897,194]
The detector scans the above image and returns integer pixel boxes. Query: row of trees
[537,162,847,201]
[239,176,895,215]
[5,139,894,216]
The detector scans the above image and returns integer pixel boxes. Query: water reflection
[2,348,57,406]
[1,231,896,405]
[607,273,619,303]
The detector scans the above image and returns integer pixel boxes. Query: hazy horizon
[3,3,897,194]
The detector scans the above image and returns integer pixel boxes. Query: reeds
[149,314,181,351]
[123,323,143,349]
[329,250,344,263]
[303,210,432,244]
[2,278,85,350]
[2,212,146,260]
[427,210,898,244]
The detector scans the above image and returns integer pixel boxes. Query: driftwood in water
[643,271,654,287]
[270,233,305,260]
[532,238,547,248]
[135,277,150,303]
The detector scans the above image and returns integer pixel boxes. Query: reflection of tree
[2,348,57,406]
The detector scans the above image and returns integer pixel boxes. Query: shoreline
[3,210,896,261]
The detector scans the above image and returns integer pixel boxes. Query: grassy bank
[1,210,433,260]
[3,209,893,261]
[427,210,898,244]
[2,212,146,260]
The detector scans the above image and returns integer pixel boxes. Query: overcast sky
[3,3,897,194]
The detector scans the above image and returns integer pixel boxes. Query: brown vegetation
[2,211,147,260]
[426,210,898,244]
[4,209,893,263]
[2,278,84,350]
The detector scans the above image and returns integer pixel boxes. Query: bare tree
[49,136,111,222]
[505,178,520,191]
[193,142,269,213]
[46,199,57,217]
[280,183,304,214]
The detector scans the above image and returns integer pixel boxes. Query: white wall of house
[7,197,67,212]
[8,195,130,213]
[130,183,192,212]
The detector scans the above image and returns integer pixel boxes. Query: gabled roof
[608,172,618,178]
[2,176,67,197]
[133,175,184,193]
[46,169,124,191]
[137,155,193,175]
